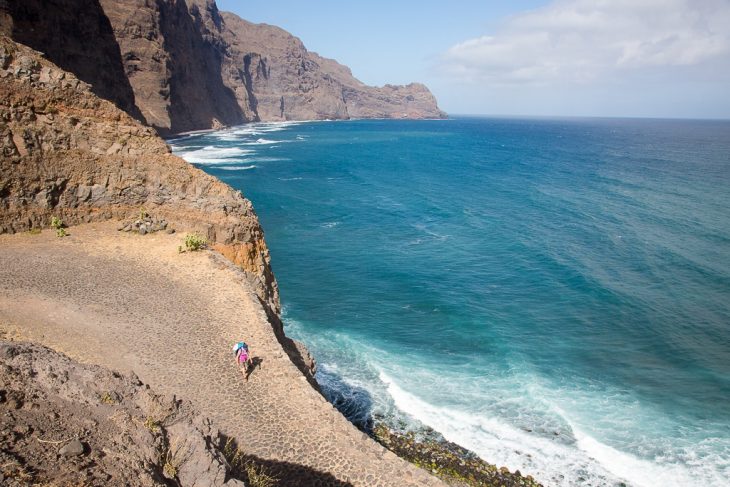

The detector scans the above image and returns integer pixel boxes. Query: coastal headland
[0,5,535,486]
[0,29,448,486]
[0,0,446,137]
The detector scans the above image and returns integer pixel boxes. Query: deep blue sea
[170,117,730,487]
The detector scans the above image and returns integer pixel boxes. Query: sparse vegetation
[50,216,63,230]
[28,228,42,235]
[50,216,67,237]
[139,207,148,220]
[143,416,160,433]
[180,233,207,253]
[100,392,116,404]
[244,462,278,487]
[161,442,185,480]
[222,438,278,487]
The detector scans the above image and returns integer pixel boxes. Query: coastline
[372,423,542,487]
[0,220,541,487]
[0,222,445,486]
[165,116,452,141]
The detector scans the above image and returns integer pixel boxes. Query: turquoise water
[171,117,730,486]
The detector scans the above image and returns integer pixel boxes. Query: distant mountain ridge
[0,0,446,135]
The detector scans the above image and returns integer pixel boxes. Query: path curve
[0,222,444,487]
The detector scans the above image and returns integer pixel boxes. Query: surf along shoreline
[167,121,543,487]
[1,33,538,484]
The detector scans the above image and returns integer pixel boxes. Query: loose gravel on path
[0,222,444,487]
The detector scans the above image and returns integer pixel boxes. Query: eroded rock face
[97,0,254,136]
[0,0,144,123]
[1,0,445,135]
[0,35,278,314]
[0,340,246,486]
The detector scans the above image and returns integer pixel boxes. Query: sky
[215,0,730,119]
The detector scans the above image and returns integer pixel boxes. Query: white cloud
[444,0,730,85]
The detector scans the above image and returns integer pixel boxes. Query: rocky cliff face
[0,35,278,314]
[1,341,248,486]
[1,0,445,135]
[97,0,254,135]
[0,0,144,123]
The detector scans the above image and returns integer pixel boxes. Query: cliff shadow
[1,0,145,123]
[158,0,246,134]
[220,435,354,487]
[259,297,323,392]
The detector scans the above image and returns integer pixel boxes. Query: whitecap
[217,165,257,171]
[241,138,283,145]
[378,371,624,486]
[377,371,726,487]
[176,146,253,164]
[249,157,289,163]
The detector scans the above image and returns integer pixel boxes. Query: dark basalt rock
[1,0,445,136]
[373,423,543,487]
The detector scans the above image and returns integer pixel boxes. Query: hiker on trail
[233,341,253,380]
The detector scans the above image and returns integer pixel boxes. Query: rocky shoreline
[371,422,542,487]
[1,9,536,485]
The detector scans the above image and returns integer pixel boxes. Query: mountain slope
[1,0,445,135]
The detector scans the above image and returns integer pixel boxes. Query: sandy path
[0,222,443,487]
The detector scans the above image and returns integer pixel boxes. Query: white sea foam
[176,146,252,164]
[241,138,281,145]
[251,121,302,133]
[567,419,724,487]
[377,371,726,487]
[217,165,257,171]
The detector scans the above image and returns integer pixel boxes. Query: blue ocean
[170,117,730,486]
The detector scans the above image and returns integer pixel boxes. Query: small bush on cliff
[50,216,63,230]
[50,216,67,237]
[222,438,277,487]
[161,441,186,480]
[143,416,160,433]
[180,233,207,253]
[244,462,277,487]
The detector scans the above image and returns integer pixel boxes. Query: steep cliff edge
[0,341,248,486]
[97,0,253,135]
[0,35,277,314]
[1,0,445,135]
[0,0,144,123]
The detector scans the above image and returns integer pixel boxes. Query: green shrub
[182,233,207,252]
[143,416,160,433]
[161,441,185,480]
[50,216,63,230]
[99,392,116,404]
[56,228,67,238]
